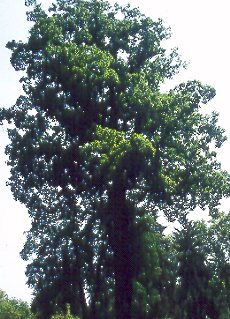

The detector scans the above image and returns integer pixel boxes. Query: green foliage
[206,212,230,319]
[0,0,229,318]
[172,215,230,319]
[0,289,34,319]
[82,125,156,179]
[131,215,166,319]
[173,218,211,319]
[51,304,80,319]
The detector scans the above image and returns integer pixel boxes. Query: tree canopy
[0,0,229,318]
[0,289,34,319]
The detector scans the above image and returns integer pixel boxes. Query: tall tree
[1,0,229,318]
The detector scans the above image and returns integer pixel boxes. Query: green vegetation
[0,289,34,319]
[51,304,80,319]
[0,0,229,318]
[0,212,229,318]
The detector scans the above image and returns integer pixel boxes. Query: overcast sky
[0,0,229,303]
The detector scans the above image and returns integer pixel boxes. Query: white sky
[0,0,229,303]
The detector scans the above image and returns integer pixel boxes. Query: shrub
[51,304,80,319]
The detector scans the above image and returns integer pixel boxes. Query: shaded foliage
[171,214,229,319]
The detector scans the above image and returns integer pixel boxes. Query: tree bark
[109,173,134,319]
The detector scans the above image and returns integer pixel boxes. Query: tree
[1,0,229,318]
[0,289,34,319]
[173,218,212,319]
[131,215,177,319]
[206,211,230,319]
[172,214,230,319]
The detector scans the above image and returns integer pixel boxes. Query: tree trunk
[73,245,88,319]
[109,173,134,319]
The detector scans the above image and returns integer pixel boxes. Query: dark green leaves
[1,1,229,318]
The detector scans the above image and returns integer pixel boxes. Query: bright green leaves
[0,289,34,319]
[51,304,80,319]
[82,125,156,179]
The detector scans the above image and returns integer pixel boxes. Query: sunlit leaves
[0,289,34,319]
[82,125,155,174]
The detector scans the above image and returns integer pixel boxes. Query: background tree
[205,211,230,319]
[171,214,229,319]
[131,215,177,319]
[172,218,211,319]
[0,0,229,318]
[0,289,34,319]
